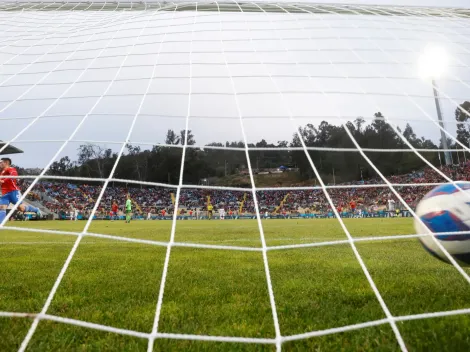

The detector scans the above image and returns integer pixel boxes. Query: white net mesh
[2,1,470,351]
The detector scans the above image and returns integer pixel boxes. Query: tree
[48,156,74,176]
[354,117,365,133]
[290,130,314,180]
[165,129,179,145]
[455,101,470,146]
[124,144,148,183]
[178,129,196,145]
[455,101,470,122]
[403,124,417,145]
[77,144,113,178]
[149,145,181,184]
[126,144,141,156]
[40,112,445,186]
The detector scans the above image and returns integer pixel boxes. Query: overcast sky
[298,0,469,7]
[8,1,470,8]
[1,0,470,170]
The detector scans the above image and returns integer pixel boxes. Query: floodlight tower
[419,45,452,166]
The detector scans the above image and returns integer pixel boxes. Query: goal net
[1,1,470,351]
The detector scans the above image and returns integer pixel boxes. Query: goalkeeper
[125,194,132,223]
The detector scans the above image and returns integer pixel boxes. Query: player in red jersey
[0,158,41,222]
[349,199,356,212]
[111,201,118,221]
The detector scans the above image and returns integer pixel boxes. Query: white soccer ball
[414,182,470,266]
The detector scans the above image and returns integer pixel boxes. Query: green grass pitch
[1,218,470,351]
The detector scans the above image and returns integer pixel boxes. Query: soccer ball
[414,182,470,266]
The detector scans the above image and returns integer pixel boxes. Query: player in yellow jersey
[207,203,213,220]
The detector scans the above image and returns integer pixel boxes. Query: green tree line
[46,105,470,186]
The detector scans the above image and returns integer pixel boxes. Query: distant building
[24,168,43,175]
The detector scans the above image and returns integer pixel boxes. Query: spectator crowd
[20,161,470,218]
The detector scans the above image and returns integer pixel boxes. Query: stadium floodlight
[418,45,449,79]
[418,45,452,166]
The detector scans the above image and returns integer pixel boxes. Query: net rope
[1,2,470,351]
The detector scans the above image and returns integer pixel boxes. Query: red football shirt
[112,204,118,213]
[1,167,20,194]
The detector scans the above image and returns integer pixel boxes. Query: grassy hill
[210,171,345,188]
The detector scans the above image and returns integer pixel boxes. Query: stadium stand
[18,161,470,219]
